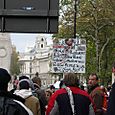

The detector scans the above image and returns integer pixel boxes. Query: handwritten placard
[51,38,86,73]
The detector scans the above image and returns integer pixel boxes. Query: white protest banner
[51,37,86,73]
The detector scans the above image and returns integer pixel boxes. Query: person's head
[32,76,41,87]
[50,85,55,93]
[35,72,39,77]
[65,38,73,46]
[63,73,79,87]
[19,79,30,90]
[14,75,17,80]
[19,75,34,90]
[88,73,98,87]
[45,89,52,102]
[0,68,11,91]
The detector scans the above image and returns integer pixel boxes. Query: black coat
[33,84,47,115]
[106,82,115,115]
[0,91,30,115]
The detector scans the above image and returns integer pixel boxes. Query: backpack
[32,88,47,115]
[102,93,108,111]
[0,97,29,115]
[94,87,108,112]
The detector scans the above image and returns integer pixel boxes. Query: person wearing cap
[14,78,41,115]
[46,73,95,115]
[32,76,47,115]
[0,68,33,115]
[19,75,35,90]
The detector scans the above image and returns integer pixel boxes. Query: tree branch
[98,22,114,31]
[99,37,110,74]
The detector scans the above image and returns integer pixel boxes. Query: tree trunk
[95,27,99,73]
[99,36,110,75]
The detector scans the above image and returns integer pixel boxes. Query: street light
[74,0,79,38]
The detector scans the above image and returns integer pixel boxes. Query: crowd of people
[0,67,114,115]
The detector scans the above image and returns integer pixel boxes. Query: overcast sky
[10,33,53,52]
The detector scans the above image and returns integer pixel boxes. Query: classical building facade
[0,33,12,72]
[18,35,57,85]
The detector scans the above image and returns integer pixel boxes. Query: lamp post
[74,0,77,39]
[74,0,79,39]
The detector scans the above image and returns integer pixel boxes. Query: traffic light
[0,0,59,33]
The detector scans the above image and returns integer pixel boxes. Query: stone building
[18,35,57,85]
[0,33,12,72]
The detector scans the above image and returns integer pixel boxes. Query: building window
[41,38,44,41]
[41,44,43,48]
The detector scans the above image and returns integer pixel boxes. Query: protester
[50,85,55,93]
[14,78,41,115]
[13,75,19,89]
[88,73,106,115]
[19,75,35,90]
[0,68,33,115]
[106,82,115,115]
[46,73,95,115]
[45,89,52,102]
[10,75,19,93]
[32,76,47,115]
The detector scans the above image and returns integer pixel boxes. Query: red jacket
[46,86,95,115]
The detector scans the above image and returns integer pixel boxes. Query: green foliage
[54,0,74,38]
[86,40,97,74]
[10,48,20,75]
[77,0,115,84]
[53,0,115,85]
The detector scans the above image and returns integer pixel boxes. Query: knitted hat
[19,75,34,90]
[19,75,29,81]
[19,79,30,90]
[0,68,11,90]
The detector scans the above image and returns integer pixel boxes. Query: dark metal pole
[74,0,77,38]
[2,0,5,31]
